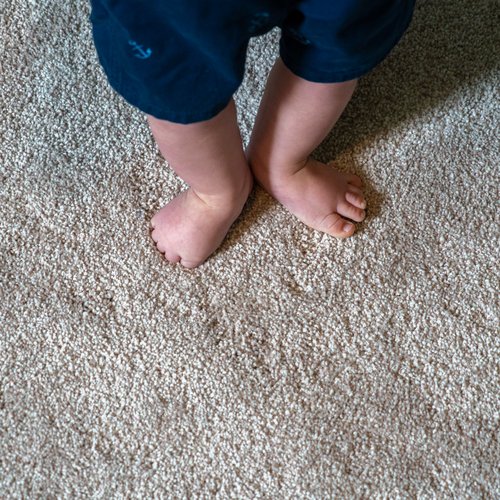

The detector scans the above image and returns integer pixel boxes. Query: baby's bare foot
[253,157,366,237]
[150,174,252,268]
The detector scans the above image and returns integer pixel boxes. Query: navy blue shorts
[90,0,415,124]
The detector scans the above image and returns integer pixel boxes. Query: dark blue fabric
[90,0,415,123]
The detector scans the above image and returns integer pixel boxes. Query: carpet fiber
[1,0,499,497]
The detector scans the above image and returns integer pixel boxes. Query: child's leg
[149,98,252,268]
[246,57,366,238]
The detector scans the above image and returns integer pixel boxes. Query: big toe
[179,258,204,269]
[317,212,356,238]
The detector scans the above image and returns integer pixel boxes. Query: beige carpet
[1,0,499,497]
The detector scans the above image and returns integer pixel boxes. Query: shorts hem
[279,47,380,83]
[135,100,231,124]
[106,77,233,124]
[279,2,415,84]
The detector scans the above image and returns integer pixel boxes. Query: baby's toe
[150,213,159,229]
[150,209,168,229]
[180,258,203,269]
[158,242,181,264]
[317,212,356,238]
[151,229,170,256]
[346,173,363,188]
[165,253,181,265]
[345,189,366,210]
[339,200,366,222]
[151,228,161,244]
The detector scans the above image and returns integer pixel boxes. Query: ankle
[247,150,307,191]
[192,169,253,210]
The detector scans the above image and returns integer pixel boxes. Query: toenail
[343,223,353,233]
